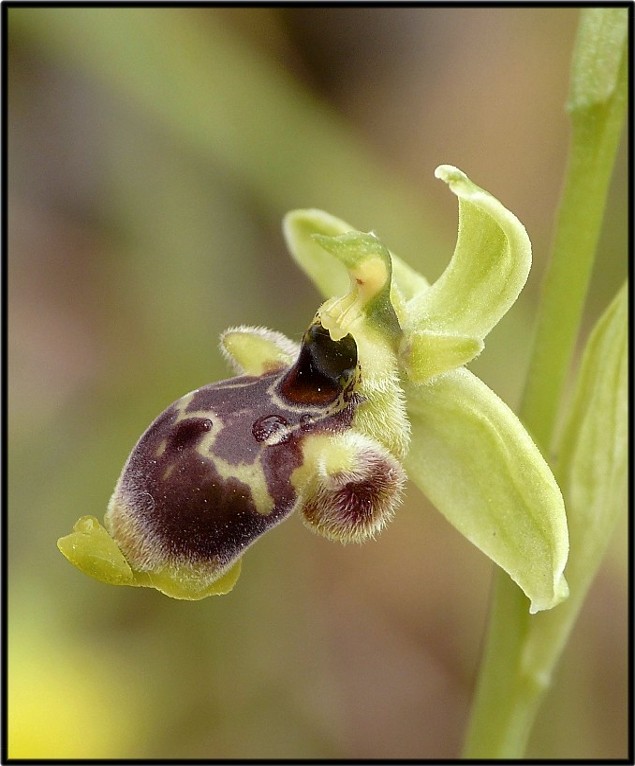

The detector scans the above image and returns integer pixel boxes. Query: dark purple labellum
[106,324,360,579]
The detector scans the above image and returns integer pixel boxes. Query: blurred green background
[8,7,627,759]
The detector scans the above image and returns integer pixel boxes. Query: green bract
[554,281,627,610]
[519,280,627,676]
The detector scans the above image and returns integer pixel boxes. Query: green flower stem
[519,8,628,453]
[462,575,540,757]
[462,9,627,758]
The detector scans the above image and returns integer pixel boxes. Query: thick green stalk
[462,9,627,758]
[519,8,628,452]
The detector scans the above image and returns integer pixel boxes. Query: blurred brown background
[8,7,627,759]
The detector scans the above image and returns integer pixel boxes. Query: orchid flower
[58,165,569,614]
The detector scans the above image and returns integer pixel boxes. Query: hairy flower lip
[59,305,406,598]
[102,327,363,585]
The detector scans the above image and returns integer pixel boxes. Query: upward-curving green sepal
[406,165,532,343]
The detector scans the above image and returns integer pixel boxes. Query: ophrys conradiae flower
[59,166,569,612]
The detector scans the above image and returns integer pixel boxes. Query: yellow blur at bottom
[9,615,146,759]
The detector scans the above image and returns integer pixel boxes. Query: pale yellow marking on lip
[171,387,228,460]
[173,391,196,422]
[162,464,175,481]
[192,415,223,459]
[170,385,294,517]
[155,439,167,458]
[184,398,275,516]
[202,451,275,516]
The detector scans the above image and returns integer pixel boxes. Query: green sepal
[282,209,352,299]
[405,368,569,613]
[406,166,532,342]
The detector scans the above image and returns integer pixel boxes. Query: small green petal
[220,325,299,375]
[556,282,627,594]
[405,368,569,613]
[57,515,134,586]
[406,166,531,341]
[400,330,484,383]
